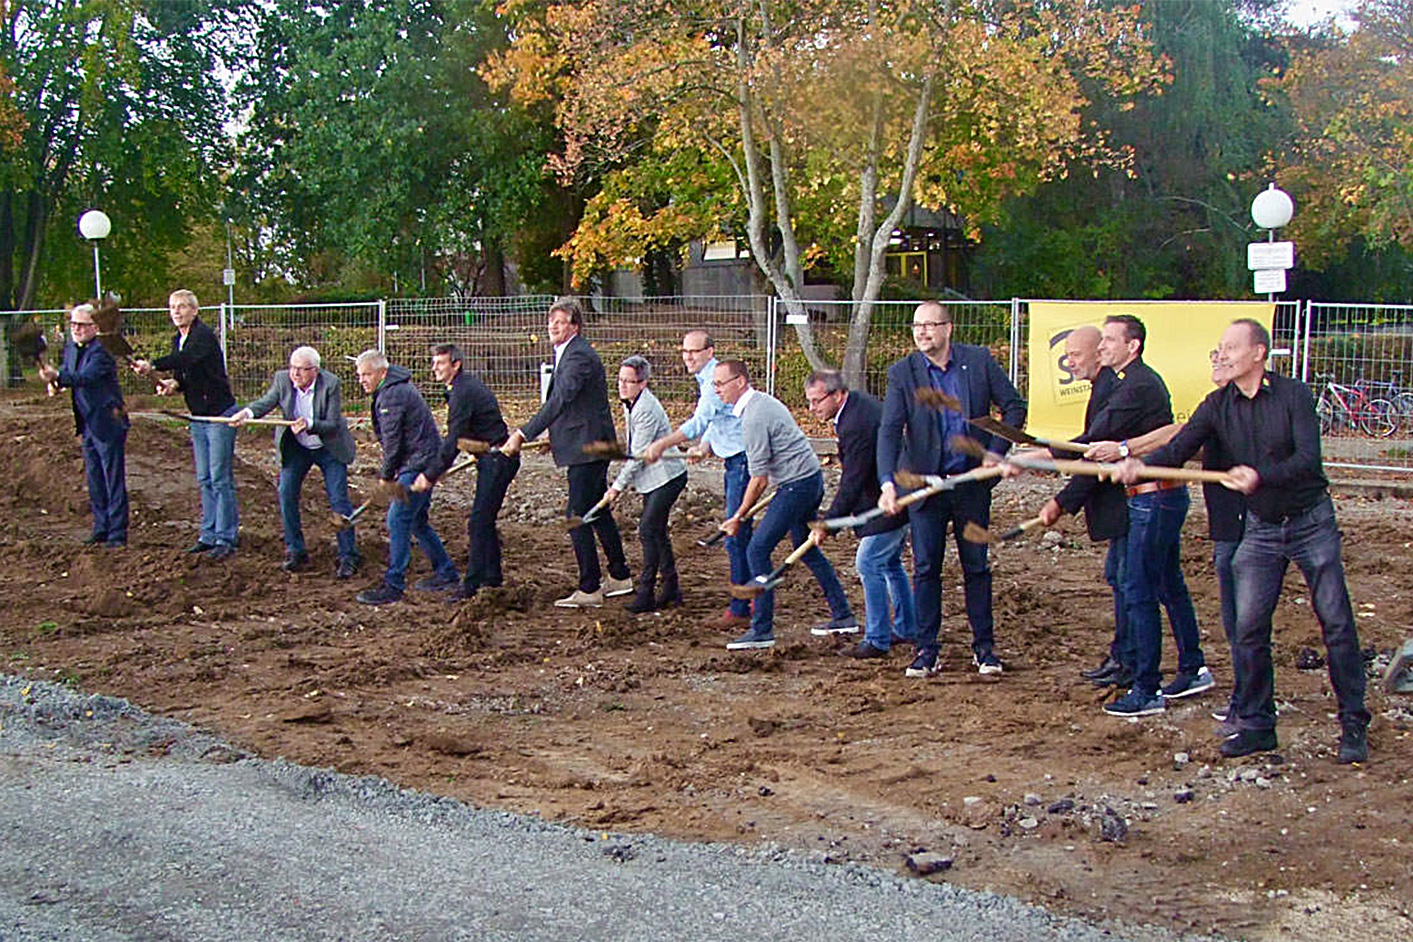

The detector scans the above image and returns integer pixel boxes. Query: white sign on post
[1247,241,1295,271]
[222,268,236,286]
[1253,268,1287,293]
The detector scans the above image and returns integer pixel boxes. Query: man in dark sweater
[1117,318,1370,764]
[413,343,519,602]
[354,349,458,605]
[133,290,239,560]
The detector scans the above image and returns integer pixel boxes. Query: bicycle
[1354,370,1413,433]
[1315,374,1398,438]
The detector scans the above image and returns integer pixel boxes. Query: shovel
[698,489,776,547]
[962,516,1046,545]
[1002,452,1237,488]
[158,409,298,428]
[914,389,1087,454]
[331,499,374,531]
[459,436,551,455]
[564,493,612,530]
[817,464,1004,532]
[728,533,823,599]
[582,439,687,461]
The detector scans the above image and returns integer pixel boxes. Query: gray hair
[805,369,846,394]
[290,345,321,369]
[355,348,388,371]
[621,355,652,383]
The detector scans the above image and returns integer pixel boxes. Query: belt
[1125,479,1185,498]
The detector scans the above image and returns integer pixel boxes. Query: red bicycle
[1315,374,1397,438]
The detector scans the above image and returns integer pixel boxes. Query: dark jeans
[1214,539,1239,708]
[723,453,753,617]
[1124,487,1204,696]
[1104,536,1127,663]
[637,472,687,594]
[747,471,851,637]
[1231,497,1369,732]
[82,430,128,542]
[908,480,994,659]
[279,437,356,561]
[464,451,519,591]
[383,470,456,591]
[567,460,630,593]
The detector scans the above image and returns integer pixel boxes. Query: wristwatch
[1118,440,1130,459]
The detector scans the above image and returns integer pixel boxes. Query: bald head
[1064,325,1103,382]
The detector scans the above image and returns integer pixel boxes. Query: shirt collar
[696,357,719,381]
[832,391,850,427]
[731,387,757,418]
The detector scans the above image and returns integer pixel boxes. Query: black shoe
[1337,724,1368,764]
[626,585,659,614]
[81,533,105,546]
[1081,654,1121,680]
[206,544,235,562]
[415,572,460,592]
[335,557,359,580]
[842,641,889,659]
[1090,665,1133,688]
[187,540,216,554]
[448,582,478,603]
[1220,728,1278,759]
[357,583,404,605]
[654,572,682,609]
[281,552,312,573]
[104,539,126,549]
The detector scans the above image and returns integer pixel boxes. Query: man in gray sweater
[716,360,854,650]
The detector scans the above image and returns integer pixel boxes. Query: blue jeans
[723,453,753,617]
[1214,539,1239,708]
[1231,497,1369,732]
[1104,536,1128,663]
[855,526,915,651]
[82,430,128,542]
[190,408,239,547]
[746,471,851,637]
[1124,487,1203,696]
[908,480,994,659]
[383,470,457,592]
[279,437,356,562]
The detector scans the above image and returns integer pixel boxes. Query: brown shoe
[715,608,750,630]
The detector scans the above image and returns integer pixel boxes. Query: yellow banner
[1026,301,1274,441]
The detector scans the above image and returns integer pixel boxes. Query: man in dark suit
[877,300,1026,678]
[41,302,129,547]
[808,370,912,658]
[503,297,632,607]
[233,345,360,579]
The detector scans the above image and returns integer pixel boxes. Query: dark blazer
[57,339,128,442]
[371,364,441,479]
[244,368,356,466]
[1053,366,1126,542]
[519,333,617,467]
[823,391,904,536]
[152,317,235,417]
[425,369,510,480]
[877,345,1026,485]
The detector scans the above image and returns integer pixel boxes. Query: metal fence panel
[223,302,382,404]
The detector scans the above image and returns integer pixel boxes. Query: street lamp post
[1249,183,1297,374]
[78,209,112,299]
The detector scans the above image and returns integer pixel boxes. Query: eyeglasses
[619,377,644,385]
[69,320,95,327]
[711,375,743,388]
[289,365,317,372]
[913,321,950,330]
[680,346,709,354]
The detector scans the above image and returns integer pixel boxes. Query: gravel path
[1,676,1201,942]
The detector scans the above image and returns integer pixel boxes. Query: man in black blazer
[877,300,1025,678]
[808,371,912,658]
[234,345,360,579]
[503,297,632,607]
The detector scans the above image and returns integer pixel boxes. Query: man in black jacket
[413,343,519,602]
[354,349,459,605]
[503,298,632,608]
[807,371,911,659]
[133,290,239,560]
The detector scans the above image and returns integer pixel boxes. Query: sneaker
[103,539,126,549]
[726,628,775,650]
[1214,716,1240,738]
[335,557,359,580]
[1091,666,1133,689]
[81,533,105,546]
[281,552,312,573]
[1220,728,1277,758]
[715,609,751,630]
[1210,707,1230,722]
[415,572,460,592]
[1160,666,1215,699]
[842,641,889,659]
[809,615,860,636]
[448,583,478,603]
[905,652,939,678]
[1081,654,1121,680]
[206,544,235,562]
[973,649,1003,675]
[1103,689,1166,717]
[602,575,634,598]
[356,583,404,605]
[187,540,216,554]
[555,589,604,608]
[1336,724,1368,764]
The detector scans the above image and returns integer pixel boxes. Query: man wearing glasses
[232,346,360,579]
[40,303,129,548]
[642,330,757,630]
[877,300,1025,678]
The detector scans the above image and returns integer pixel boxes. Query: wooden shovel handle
[1041,458,1233,485]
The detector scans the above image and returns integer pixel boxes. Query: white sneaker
[601,575,634,598]
[555,589,604,608]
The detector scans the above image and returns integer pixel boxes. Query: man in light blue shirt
[643,330,751,628]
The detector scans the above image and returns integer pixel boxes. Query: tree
[488,0,1165,384]
[1270,0,1413,268]
[0,0,233,309]
[231,0,553,298]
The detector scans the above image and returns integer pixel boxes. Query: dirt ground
[3,383,1411,941]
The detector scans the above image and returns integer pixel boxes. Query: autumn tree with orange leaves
[488,0,1167,382]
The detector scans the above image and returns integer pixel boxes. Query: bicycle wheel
[1392,392,1413,433]
[1360,398,1398,438]
[1317,395,1334,435]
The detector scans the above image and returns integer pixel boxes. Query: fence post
[1009,297,1021,386]
[219,303,229,365]
[1300,299,1312,384]
[765,296,777,397]
[377,299,387,352]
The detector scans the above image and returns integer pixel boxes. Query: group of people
[44,291,1368,765]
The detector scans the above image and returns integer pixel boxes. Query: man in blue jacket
[877,300,1025,678]
[42,303,129,547]
[354,349,459,605]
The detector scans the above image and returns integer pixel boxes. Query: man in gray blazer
[234,345,360,578]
